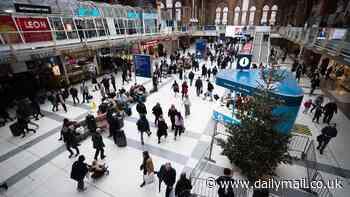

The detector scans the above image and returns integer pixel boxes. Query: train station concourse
[0,0,350,197]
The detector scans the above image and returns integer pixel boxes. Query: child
[303,99,313,114]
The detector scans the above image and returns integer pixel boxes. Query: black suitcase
[114,130,127,147]
[10,122,23,137]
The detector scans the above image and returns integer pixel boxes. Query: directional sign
[236,54,252,70]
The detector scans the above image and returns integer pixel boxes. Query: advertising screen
[134,54,152,78]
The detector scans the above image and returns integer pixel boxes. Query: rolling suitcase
[114,130,127,147]
[10,122,23,137]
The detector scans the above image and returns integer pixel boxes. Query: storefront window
[128,20,137,35]
[49,17,67,40]
[62,18,78,39]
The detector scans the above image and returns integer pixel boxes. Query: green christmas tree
[217,68,293,181]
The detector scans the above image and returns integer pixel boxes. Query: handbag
[144,173,155,185]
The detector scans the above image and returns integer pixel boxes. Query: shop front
[61,49,97,84]
[318,56,350,91]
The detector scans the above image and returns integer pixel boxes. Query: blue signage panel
[236,54,252,70]
[143,13,158,19]
[128,11,140,19]
[204,25,216,31]
[134,54,152,78]
[77,7,100,17]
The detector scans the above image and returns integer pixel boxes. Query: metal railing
[190,177,249,197]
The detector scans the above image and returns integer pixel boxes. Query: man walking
[91,130,106,160]
[136,100,147,117]
[70,86,80,104]
[195,77,203,97]
[323,101,337,124]
[110,74,117,92]
[188,71,194,86]
[70,155,89,191]
[137,115,151,145]
[317,123,338,154]
[158,162,176,197]
[62,124,80,158]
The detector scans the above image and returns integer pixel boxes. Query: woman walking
[172,81,179,97]
[174,111,184,140]
[139,151,155,187]
[157,115,168,144]
[70,155,89,191]
[183,95,191,117]
[175,173,192,197]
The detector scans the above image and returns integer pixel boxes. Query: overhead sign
[128,12,140,19]
[225,25,244,37]
[134,54,152,78]
[15,17,52,43]
[14,3,51,14]
[236,54,252,70]
[77,7,100,17]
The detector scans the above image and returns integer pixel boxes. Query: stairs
[251,31,270,64]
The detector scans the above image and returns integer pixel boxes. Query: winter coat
[168,108,177,122]
[216,176,235,197]
[207,83,214,92]
[175,178,192,197]
[158,165,176,187]
[321,126,338,140]
[195,79,203,89]
[136,103,147,115]
[188,72,194,80]
[63,128,78,146]
[137,117,150,133]
[140,158,154,175]
[70,160,89,181]
[91,132,105,149]
[175,114,184,127]
[157,120,168,137]
[323,102,337,115]
[152,105,163,117]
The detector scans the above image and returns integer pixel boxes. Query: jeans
[184,105,190,116]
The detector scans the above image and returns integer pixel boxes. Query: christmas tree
[217,68,293,181]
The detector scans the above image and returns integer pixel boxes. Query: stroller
[89,161,110,181]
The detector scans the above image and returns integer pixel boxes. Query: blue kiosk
[213,69,304,134]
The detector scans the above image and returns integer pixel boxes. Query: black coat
[216,176,235,197]
[188,72,194,80]
[323,102,337,115]
[321,126,338,139]
[137,117,150,133]
[158,165,176,187]
[63,129,78,146]
[136,103,147,115]
[91,132,105,149]
[70,160,89,181]
[157,120,168,137]
[195,79,203,89]
[175,178,192,197]
[168,109,177,122]
[208,83,214,92]
[152,105,163,117]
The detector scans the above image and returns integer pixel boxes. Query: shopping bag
[144,173,155,185]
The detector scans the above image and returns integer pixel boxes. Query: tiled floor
[0,46,349,197]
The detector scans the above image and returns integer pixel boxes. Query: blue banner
[128,11,140,19]
[134,54,152,78]
[204,25,216,31]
